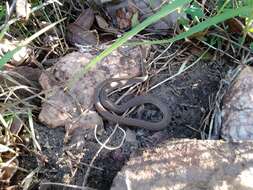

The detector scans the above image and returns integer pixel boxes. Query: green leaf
[178,17,189,27]
[248,27,253,33]
[131,12,139,28]
[210,36,218,46]
[0,5,6,21]
[0,113,9,128]
[28,109,41,151]
[250,42,253,51]
[0,24,9,40]
[67,4,253,88]
[185,2,204,18]
[217,0,233,13]
[245,0,253,7]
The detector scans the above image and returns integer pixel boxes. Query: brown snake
[94,77,170,131]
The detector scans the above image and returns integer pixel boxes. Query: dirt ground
[9,45,231,190]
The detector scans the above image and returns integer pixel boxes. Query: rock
[222,66,253,141]
[39,90,73,128]
[39,45,148,134]
[65,110,104,144]
[111,139,253,190]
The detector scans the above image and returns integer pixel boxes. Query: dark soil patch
[149,59,227,140]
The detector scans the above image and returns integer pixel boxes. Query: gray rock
[111,139,253,190]
[222,66,253,141]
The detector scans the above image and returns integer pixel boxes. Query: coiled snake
[94,77,170,131]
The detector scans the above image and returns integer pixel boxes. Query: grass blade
[0,113,9,128]
[27,109,41,151]
[21,167,40,190]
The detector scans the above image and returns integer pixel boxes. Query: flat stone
[111,139,253,190]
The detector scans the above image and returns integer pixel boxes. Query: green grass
[0,4,5,21]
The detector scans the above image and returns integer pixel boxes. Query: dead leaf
[67,9,99,46]
[225,18,253,40]
[3,185,19,190]
[21,168,40,190]
[16,0,31,21]
[115,6,137,30]
[67,27,99,46]
[73,8,94,30]
[0,159,19,184]
[95,15,109,30]
[226,18,244,33]
[10,117,23,136]
[95,15,119,34]
[0,145,15,154]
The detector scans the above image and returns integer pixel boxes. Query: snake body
[94,77,170,131]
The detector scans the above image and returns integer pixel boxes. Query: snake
[94,77,170,131]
